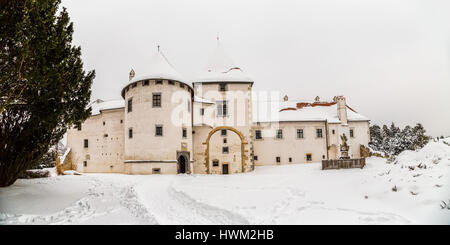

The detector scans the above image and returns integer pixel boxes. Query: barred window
[153,93,161,107]
[316,129,323,138]
[276,129,283,139]
[297,129,304,139]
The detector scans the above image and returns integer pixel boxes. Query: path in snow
[134,176,249,225]
[0,175,157,225]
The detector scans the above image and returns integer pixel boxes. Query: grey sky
[61,0,450,137]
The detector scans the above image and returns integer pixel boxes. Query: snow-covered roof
[195,42,253,83]
[253,100,369,123]
[122,51,191,97]
[194,95,214,104]
[89,99,124,115]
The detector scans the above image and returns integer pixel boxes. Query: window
[84,139,88,148]
[182,128,187,138]
[168,80,175,85]
[155,125,163,136]
[316,128,323,138]
[219,83,227,91]
[83,161,87,167]
[143,80,149,86]
[200,108,205,116]
[276,129,283,139]
[127,98,132,113]
[180,83,185,88]
[103,121,105,126]
[222,146,229,154]
[289,157,292,163]
[322,155,326,159]
[332,129,335,134]
[276,157,281,163]
[187,100,191,112]
[221,129,227,136]
[213,160,219,167]
[255,130,262,139]
[120,119,123,124]
[152,168,161,174]
[217,100,228,117]
[297,129,303,139]
[253,156,258,161]
[128,128,133,139]
[223,138,227,144]
[155,80,163,85]
[153,93,161,107]
[306,154,312,161]
[350,129,354,138]
[132,83,137,88]
[103,134,108,138]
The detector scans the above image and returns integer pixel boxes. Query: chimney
[336,95,348,124]
[129,69,135,81]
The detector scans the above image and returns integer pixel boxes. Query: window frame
[216,100,228,117]
[255,130,262,140]
[152,93,162,108]
[155,125,163,136]
[296,128,304,139]
[128,128,133,139]
[222,146,229,154]
[83,139,88,148]
[127,98,133,113]
[316,128,323,138]
[276,129,283,139]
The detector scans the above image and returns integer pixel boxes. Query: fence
[322,158,366,170]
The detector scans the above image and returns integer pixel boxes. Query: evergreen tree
[369,124,382,151]
[412,123,429,150]
[0,0,94,186]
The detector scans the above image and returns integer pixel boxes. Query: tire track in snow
[135,178,249,225]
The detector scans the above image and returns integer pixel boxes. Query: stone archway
[176,151,190,174]
[203,126,247,174]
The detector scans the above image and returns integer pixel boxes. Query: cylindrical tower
[121,51,193,174]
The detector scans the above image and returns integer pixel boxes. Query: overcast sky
[61,0,450,137]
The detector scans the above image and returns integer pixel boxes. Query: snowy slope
[1,138,449,225]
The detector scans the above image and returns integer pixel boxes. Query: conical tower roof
[196,41,253,83]
[122,50,188,97]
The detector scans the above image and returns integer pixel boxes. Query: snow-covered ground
[1,138,449,225]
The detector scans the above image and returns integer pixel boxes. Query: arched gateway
[203,126,248,174]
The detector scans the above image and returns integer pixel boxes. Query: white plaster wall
[67,109,125,173]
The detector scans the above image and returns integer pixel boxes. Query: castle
[67,42,370,175]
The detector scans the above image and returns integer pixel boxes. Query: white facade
[67,43,370,175]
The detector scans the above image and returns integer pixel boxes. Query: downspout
[325,120,329,160]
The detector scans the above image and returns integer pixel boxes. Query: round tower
[121,50,193,174]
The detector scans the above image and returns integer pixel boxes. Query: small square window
[182,128,187,138]
[276,129,283,139]
[322,155,326,159]
[255,130,262,139]
[253,156,258,161]
[180,83,185,88]
[221,129,227,136]
[143,80,149,86]
[213,160,219,167]
[155,125,163,136]
[219,83,227,91]
[297,129,303,139]
[316,129,323,138]
[168,80,175,85]
[276,157,281,163]
[83,161,87,167]
[103,134,108,138]
[155,80,163,85]
[223,138,227,144]
[222,146,229,154]
[306,154,312,161]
